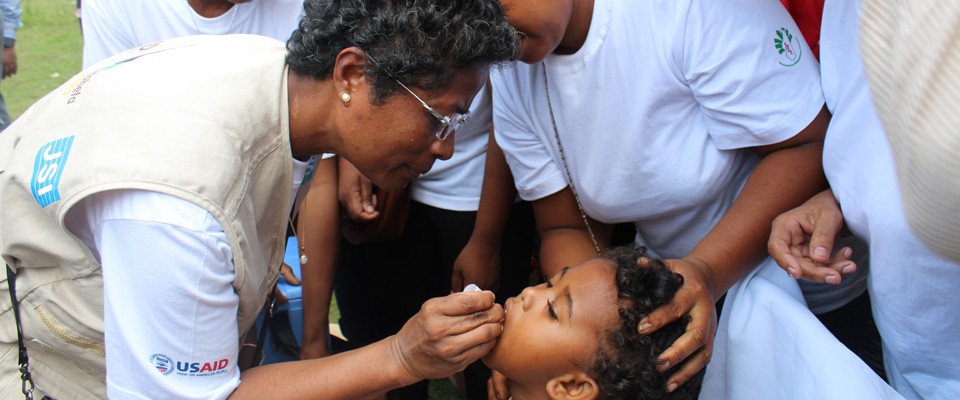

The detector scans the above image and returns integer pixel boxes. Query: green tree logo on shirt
[774,27,802,67]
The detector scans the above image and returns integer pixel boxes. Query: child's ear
[545,373,599,400]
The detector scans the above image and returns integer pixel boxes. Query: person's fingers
[664,344,713,393]
[342,189,366,220]
[351,186,379,222]
[452,328,500,366]
[418,321,502,373]
[828,247,858,276]
[787,242,831,283]
[651,293,716,391]
[278,263,301,285]
[637,276,698,335]
[653,308,710,373]
[339,172,379,221]
[769,238,802,278]
[789,244,853,284]
[769,214,806,277]
[352,192,372,220]
[359,179,375,214]
[442,303,504,336]
[489,371,511,400]
[430,290,497,317]
[807,209,844,264]
[355,209,381,222]
[797,262,844,284]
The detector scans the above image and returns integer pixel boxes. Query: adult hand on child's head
[451,240,501,293]
[390,290,504,382]
[768,189,856,285]
[487,370,511,400]
[337,156,380,222]
[638,257,717,393]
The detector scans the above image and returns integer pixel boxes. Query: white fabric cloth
[409,83,491,211]
[822,1,960,398]
[490,0,864,312]
[701,262,903,400]
[81,0,303,68]
[65,160,307,400]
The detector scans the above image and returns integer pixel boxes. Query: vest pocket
[35,304,105,358]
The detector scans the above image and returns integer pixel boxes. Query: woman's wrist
[679,254,720,302]
[385,335,422,389]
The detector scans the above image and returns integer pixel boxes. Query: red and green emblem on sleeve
[774,27,802,67]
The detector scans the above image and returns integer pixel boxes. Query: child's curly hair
[591,245,704,399]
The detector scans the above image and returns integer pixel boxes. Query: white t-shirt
[81,0,303,68]
[492,0,828,271]
[821,1,960,398]
[64,159,308,400]
[409,83,491,211]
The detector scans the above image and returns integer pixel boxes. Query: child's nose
[518,285,544,311]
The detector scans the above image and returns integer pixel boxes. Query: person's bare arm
[452,127,516,292]
[298,157,339,359]
[230,291,504,399]
[644,106,831,391]
[531,186,612,279]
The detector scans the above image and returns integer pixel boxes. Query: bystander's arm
[452,125,516,292]
[298,157,339,359]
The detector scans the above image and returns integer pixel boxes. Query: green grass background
[6,1,463,398]
[5,0,82,120]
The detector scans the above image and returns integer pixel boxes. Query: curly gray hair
[286,0,519,103]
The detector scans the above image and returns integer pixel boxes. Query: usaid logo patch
[30,136,75,207]
[149,353,230,377]
[150,353,175,376]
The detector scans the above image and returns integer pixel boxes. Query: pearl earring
[340,93,352,104]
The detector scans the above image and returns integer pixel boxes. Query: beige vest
[0,35,293,397]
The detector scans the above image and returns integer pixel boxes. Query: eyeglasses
[394,79,470,141]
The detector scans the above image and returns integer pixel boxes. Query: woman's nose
[431,133,456,161]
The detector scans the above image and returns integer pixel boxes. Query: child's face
[483,258,620,385]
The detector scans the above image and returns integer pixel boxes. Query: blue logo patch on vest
[30,136,75,207]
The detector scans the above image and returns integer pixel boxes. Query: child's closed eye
[547,299,559,320]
